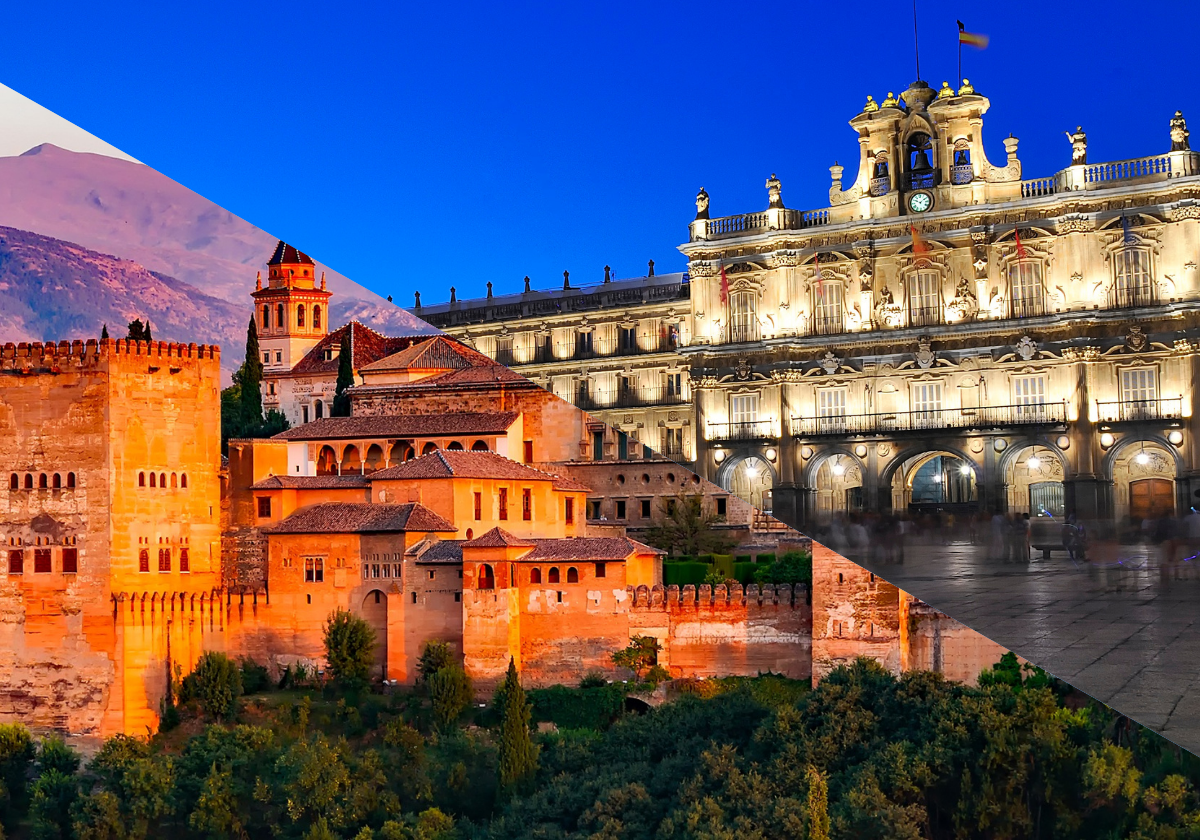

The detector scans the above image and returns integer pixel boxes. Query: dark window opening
[180,548,190,573]
[565,498,574,524]
[478,563,495,590]
[595,562,606,578]
[258,497,272,518]
[716,497,728,517]
[34,549,51,574]
[474,491,482,521]
[548,567,560,584]
[531,568,542,584]
[523,440,534,463]
[158,548,171,572]
[138,549,149,573]
[567,567,579,583]
[641,499,651,518]
[62,548,78,574]
[498,488,508,521]
[522,488,532,521]
[8,550,23,574]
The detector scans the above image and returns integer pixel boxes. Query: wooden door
[1130,478,1174,520]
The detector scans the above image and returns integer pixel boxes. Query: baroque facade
[422,82,1200,529]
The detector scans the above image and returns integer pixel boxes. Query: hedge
[734,554,753,563]
[732,562,759,585]
[755,552,776,564]
[712,553,735,579]
[663,562,710,587]
[529,684,626,731]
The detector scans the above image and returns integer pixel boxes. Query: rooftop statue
[766,173,784,209]
[695,187,710,220]
[1171,111,1190,152]
[1066,126,1088,165]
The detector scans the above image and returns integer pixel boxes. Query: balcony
[502,335,680,366]
[1097,398,1184,424]
[810,312,846,336]
[950,164,974,185]
[908,305,944,328]
[576,385,690,411]
[791,402,1068,437]
[1108,285,1156,310]
[1010,294,1047,319]
[707,419,776,442]
[726,324,761,345]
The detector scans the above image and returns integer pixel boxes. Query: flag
[910,225,928,255]
[1015,229,1027,259]
[958,21,989,49]
[719,264,730,305]
[812,252,821,286]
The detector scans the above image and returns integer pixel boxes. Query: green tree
[417,641,456,682]
[126,319,147,341]
[86,736,175,840]
[428,665,473,730]
[72,791,125,840]
[28,769,78,840]
[806,765,830,840]
[496,659,537,793]
[323,609,376,690]
[612,636,661,679]
[239,317,264,433]
[0,723,35,828]
[643,493,737,556]
[188,651,244,720]
[753,550,813,587]
[332,331,354,416]
[36,736,80,777]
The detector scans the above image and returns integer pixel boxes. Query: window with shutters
[811,279,845,335]
[498,488,508,521]
[908,271,942,327]
[179,548,189,573]
[34,549,51,573]
[565,497,574,524]
[139,549,149,573]
[817,388,848,433]
[728,291,759,343]
[62,548,78,574]
[474,492,483,521]
[522,488,532,521]
[911,382,944,426]
[1120,368,1158,420]
[158,548,171,572]
[1113,249,1154,307]
[1008,261,1045,317]
[8,550,23,575]
[305,557,324,583]
[1013,375,1047,417]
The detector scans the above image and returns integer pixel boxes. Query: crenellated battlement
[0,339,220,372]
[627,582,810,610]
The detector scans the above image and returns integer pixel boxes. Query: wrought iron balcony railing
[707,419,776,442]
[1010,294,1047,319]
[791,401,1068,437]
[575,385,690,411]
[908,304,944,328]
[810,312,846,336]
[1096,398,1184,423]
[500,336,679,366]
[1108,284,1157,310]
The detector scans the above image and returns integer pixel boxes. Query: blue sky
[2,1,1197,306]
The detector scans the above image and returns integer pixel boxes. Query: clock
[908,191,933,213]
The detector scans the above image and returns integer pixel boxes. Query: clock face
[909,191,933,213]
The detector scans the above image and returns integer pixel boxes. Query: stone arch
[478,564,495,590]
[316,445,338,476]
[471,440,490,451]
[807,448,868,516]
[360,589,388,681]
[880,444,980,513]
[715,453,777,514]
[1000,441,1069,516]
[446,441,465,451]
[421,442,438,456]
[364,444,385,473]
[1103,436,1182,522]
[341,444,362,474]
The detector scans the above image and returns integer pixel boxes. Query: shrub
[190,651,244,720]
[239,658,271,694]
[753,550,813,587]
[663,562,708,587]
[428,665,473,730]
[36,735,80,776]
[644,665,672,686]
[612,636,661,679]
[0,723,35,824]
[734,554,753,563]
[323,609,376,691]
[417,641,456,683]
[755,552,776,564]
[579,671,608,689]
[529,684,625,731]
[732,562,759,584]
[28,769,78,840]
[696,554,715,565]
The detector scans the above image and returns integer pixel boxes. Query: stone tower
[251,241,331,374]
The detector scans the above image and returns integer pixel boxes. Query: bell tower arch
[251,241,332,373]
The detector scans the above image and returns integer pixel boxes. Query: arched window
[313,305,322,329]
[179,474,186,489]
[149,473,157,488]
[160,473,167,488]
[297,305,306,328]
[478,563,495,590]
[262,304,271,329]
[471,440,489,451]
[567,567,579,583]
[277,303,285,327]
[170,473,178,488]
[38,474,48,489]
[180,548,190,573]
[422,442,438,456]
[158,548,171,572]
[9,474,17,491]
[314,400,324,419]
[446,441,464,451]
[23,474,32,490]
[139,472,146,487]
[364,444,385,473]
[548,567,560,584]
[138,549,150,573]
[530,567,542,584]
[905,132,934,189]
[52,474,61,489]
[401,445,416,462]
[67,472,76,488]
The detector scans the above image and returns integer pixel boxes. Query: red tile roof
[267,502,456,534]
[521,537,664,562]
[462,527,537,548]
[273,412,519,440]
[289,321,426,376]
[359,335,497,373]
[250,475,370,490]
[370,450,589,490]
[405,538,465,564]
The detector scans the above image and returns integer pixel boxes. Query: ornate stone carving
[765,250,802,268]
[1175,339,1196,354]
[874,285,903,328]
[947,277,979,321]
[1125,326,1149,353]
[1058,215,1095,234]
[1015,335,1038,361]
[766,173,784,209]
[1066,126,1087,165]
[877,442,892,457]
[689,260,719,278]
[734,358,752,381]
[695,188,710,220]
[1131,452,1173,477]
[914,337,936,369]
[1170,203,1200,221]
[819,352,841,375]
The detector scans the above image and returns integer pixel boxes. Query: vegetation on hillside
[1,647,1197,839]
[642,492,737,557]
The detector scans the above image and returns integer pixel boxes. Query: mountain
[0,225,253,378]
[0,144,433,351]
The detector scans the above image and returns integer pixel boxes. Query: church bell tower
[251,241,332,373]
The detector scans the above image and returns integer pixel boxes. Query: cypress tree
[496,658,537,793]
[806,765,830,840]
[144,321,153,342]
[240,317,264,433]
[332,330,354,417]
[100,324,109,341]
[126,319,145,341]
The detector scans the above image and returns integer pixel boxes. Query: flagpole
[912,0,921,80]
